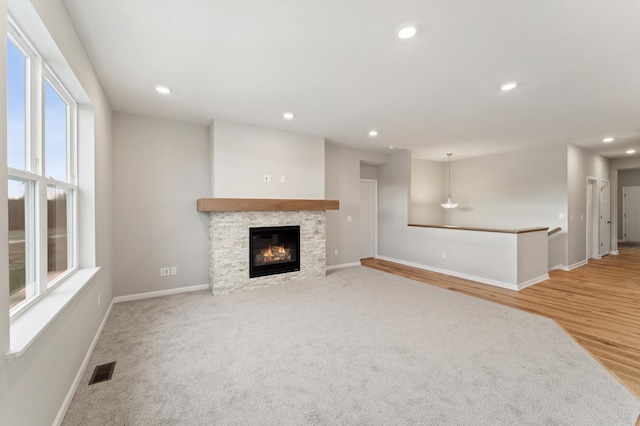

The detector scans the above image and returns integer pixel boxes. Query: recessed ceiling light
[282,112,295,120]
[602,137,614,143]
[155,85,171,94]
[368,130,378,137]
[398,26,417,39]
[626,149,636,154]
[389,145,395,150]
[500,82,518,91]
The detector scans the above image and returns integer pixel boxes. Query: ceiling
[62,0,640,161]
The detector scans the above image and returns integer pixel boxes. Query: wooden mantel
[197,198,339,212]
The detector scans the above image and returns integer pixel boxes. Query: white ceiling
[62,0,640,161]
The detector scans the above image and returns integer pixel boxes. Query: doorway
[359,179,377,259]
[622,186,640,242]
[587,180,595,259]
[587,179,599,259]
[599,180,611,256]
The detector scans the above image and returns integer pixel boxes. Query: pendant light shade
[441,153,458,209]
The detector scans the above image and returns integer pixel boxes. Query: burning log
[255,244,291,265]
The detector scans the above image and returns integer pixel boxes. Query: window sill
[6,267,101,361]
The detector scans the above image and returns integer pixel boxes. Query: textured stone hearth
[209,211,326,294]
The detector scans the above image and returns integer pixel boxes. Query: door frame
[599,179,611,256]
[586,177,600,260]
[360,179,378,259]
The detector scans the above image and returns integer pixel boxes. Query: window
[7,22,77,314]
[7,34,26,170]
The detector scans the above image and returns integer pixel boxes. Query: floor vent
[89,361,116,385]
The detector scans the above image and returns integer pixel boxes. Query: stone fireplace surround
[197,199,339,295]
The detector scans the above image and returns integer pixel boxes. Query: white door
[623,186,640,242]
[599,181,611,256]
[359,180,377,259]
[587,182,593,259]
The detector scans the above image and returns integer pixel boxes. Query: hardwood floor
[361,248,640,404]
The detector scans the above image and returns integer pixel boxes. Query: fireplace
[203,202,336,294]
[249,226,300,278]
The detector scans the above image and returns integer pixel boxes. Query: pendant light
[441,153,458,209]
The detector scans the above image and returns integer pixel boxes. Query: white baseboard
[54,299,114,426]
[609,250,619,255]
[517,274,550,290]
[326,262,361,271]
[568,260,588,271]
[549,264,569,272]
[113,284,210,304]
[375,255,522,291]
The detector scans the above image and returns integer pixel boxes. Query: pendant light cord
[447,153,452,197]
[441,153,458,208]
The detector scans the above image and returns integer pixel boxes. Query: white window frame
[7,18,78,317]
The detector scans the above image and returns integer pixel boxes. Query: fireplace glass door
[249,226,300,278]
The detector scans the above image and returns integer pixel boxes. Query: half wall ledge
[408,224,549,234]
[197,198,339,212]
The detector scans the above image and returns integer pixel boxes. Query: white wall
[325,144,387,266]
[377,150,416,262]
[113,113,210,297]
[410,158,444,225]
[443,146,568,230]
[443,145,568,268]
[360,163,379,180]
[567,145,610,266]
[3,0,114,424]
[610,156,640,171]
[379,146,572,271]
[377,150,520,282]
[212,120,325,199]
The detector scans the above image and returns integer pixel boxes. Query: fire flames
[257,244,291,264]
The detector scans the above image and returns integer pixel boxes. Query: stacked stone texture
[209,211,326,295]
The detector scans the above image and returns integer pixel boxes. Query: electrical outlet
[347,216,352,222]
[442,252,447,259]
[98,294,101,307]
[280,175,286,183]
[160,267,170,276]
[171,266,177,275]
[263,175,271,183]
[334,249,339,256]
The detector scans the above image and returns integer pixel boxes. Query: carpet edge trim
[326,262,361,271]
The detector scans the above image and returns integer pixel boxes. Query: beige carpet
[63,266,640,425]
